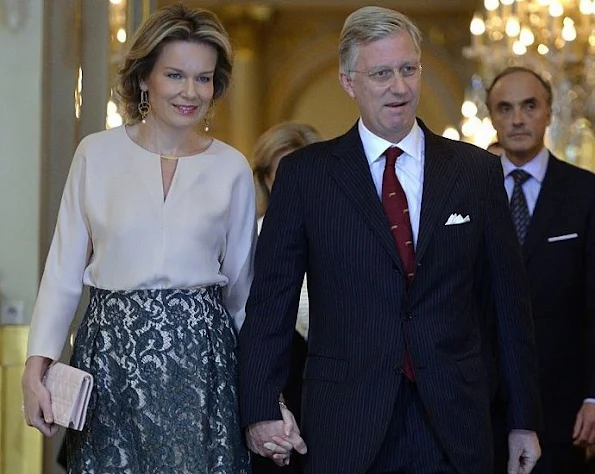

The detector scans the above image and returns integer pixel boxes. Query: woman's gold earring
[203,101,214,132]
[138,90,151,123]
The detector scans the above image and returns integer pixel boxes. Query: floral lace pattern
[67,286,250,474]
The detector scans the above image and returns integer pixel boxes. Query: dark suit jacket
[519,154,595,444]
[239,120,540,474]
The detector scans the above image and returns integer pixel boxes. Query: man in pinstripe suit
[239,6,541,474]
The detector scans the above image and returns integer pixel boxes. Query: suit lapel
[415,124,460,263]
[522,154,566,262]
[328,123,403,271]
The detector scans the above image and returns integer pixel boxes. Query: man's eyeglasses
[348,64,422,84]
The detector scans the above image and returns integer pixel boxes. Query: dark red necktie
[382,147,415,381]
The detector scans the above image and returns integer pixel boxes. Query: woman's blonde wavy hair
[252,122,321,217]
[117,5,232,123]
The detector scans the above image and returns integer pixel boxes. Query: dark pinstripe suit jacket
[516,155,595,444]
[239,120,540,474]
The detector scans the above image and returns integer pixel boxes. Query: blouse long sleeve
[28,147,90,361]
[27,126,256,359]
[221,165,257,331]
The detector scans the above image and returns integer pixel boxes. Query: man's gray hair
[339,6,422,76]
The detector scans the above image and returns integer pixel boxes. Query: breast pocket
[440,220,475,252]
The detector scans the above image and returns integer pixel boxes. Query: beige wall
[292,69,360,140]
[0,0,44,322]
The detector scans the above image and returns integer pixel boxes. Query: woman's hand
[21,356,59,437]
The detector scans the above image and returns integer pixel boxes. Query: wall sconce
[0,0,29,31]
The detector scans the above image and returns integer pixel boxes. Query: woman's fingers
[22,371,56,437]
[272,452,291,466]
[270,435,294,452]
[38,388,54,425]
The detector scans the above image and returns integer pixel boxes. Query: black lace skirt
[66,286,250,474]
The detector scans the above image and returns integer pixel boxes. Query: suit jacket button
[404,312,413,321]
[393,364,403,373]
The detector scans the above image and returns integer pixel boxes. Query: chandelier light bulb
[484,0,500,11]
[459,0,594,157]
[461,120,475,138]
[109,0,122,4]
[561,26,577,42]
[520,27,535,46]
[462,117,482,138]
[442,127,461,141]
[106,113,123,129]
[579,0,593,14]
[549,1,564,16]
[107,100,117,115]
[561,18,576,42]
[478,119,497,149]
[470,15,486,35]
[116,28,127,43]
[513,40,528,55]
[461,100,478,118]
[537,43,550,54]
[505,17,521,37]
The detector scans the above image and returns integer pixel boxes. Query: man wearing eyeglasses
[239,6,541,474]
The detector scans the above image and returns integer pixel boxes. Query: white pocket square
[445,213,471,225]
[547,233,578,243]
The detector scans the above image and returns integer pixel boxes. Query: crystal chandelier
[454,0,595,170]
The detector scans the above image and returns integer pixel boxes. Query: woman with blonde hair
[253,122,321,219]
[250,121,321,473]
[21,5,255,473]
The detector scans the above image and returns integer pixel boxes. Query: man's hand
[507,429,541,474]
[573,402,595,447]
[245,406,307,466]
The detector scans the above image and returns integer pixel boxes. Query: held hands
[573,402,595,447]
[21,355,59,437]
[245,405,307,466]
[507,429,541,474]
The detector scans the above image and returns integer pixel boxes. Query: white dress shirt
[358,119,425,245]
[28,125,257,361]
[501,147,549,214]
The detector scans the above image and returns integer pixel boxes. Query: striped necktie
[509,169,532,245]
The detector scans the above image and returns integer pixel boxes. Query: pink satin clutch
[43,362,94,431]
